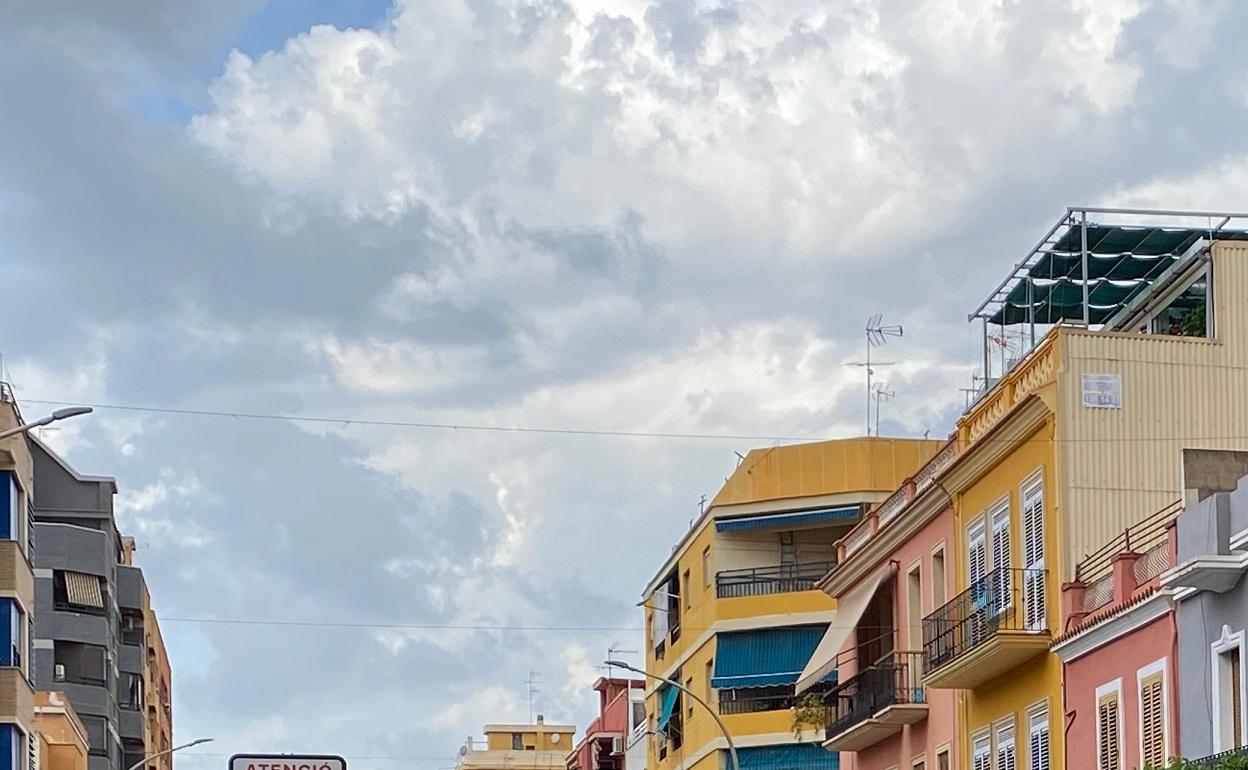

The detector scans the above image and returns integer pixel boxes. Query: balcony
[922,568,1050,690]
[822,652,927,752]
[715,561,837,599]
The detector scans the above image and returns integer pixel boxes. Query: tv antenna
[525,669,542,723]
[860,314,903,435]
[873,384,895,437]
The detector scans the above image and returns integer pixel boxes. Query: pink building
[797,441,960,770]
[1051,505,1180,770]
[567,677,647,770]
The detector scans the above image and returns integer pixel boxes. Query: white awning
[795,565,891,694]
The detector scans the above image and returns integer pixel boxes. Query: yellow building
[34,692,88,770]
[457,717,575,770]
[642,438,940,770]
[925,208,1248,770]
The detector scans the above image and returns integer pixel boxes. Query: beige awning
[795,565,891,693]
[65,571,104,608]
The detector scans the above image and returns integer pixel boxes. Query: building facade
[918,209,1248,770]
[642,438,941,770]
[0,390,37,770]
[27,437,153,770]
[1051,502,1180,770]
[803,440,959,770]
[567,677,645,770]
[34,692,88,770]
[1167,464,1248,764]
[457,717,575,770]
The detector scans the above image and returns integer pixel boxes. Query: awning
[656,685,679,732]
[734,744,839,770]
[711,625,830,689]
[64,571,104,608]
[715,506,861,533]
[795,565,891,693]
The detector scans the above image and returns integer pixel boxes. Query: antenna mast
[525,669,541,723]
[864,314,903,435]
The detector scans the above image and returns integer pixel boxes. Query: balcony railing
[1190,746,1248,766]
[715,561,837,599]
[923,568,1047,671]
[823,651,925,741]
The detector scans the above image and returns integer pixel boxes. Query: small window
[1140,674,1165,767]
[995,719,1016,770]
[702,547,712,588]
[511,733,523,750]
[1098,690,1121,770]
[631,701,645,729]
[971,732,990,770]
[1216,643,1244,751]
[912,756,925,770]
[936,749,950,770]
[683,571,691,610]
[932,548,946,607]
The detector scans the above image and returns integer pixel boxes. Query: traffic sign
[230,755,347,770]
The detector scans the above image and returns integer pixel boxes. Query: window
[683,571,691,610]
[1214,635,1245,752]
[631,701,646,730]
[912,756,926,770]
[1,472,20,542]
[967,520,987,586]
[995,719,1017,770]
[1097,683,1122,770]
[82,717,108,757]
[702,547,712,588]
[1140,673,1165,767]
[53,640,108,685]
[1149,272,1209,338]
[0,599,24,673]
[1029,707,1051,770]
[932,547,946,607]
[122,612,144,646]
[52,570,105,613]
[991,504,1012,612]
[1021,477,1046,631]
[686,677,694,717]
[907,565,923,650]
[511,733,523,750]
[971,732,991,770]
[936,748,950,770]
[120,672,144,710]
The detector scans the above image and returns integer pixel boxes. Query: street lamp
[125,737,214,770]
[604,659,740,770]
[0,406,93,441]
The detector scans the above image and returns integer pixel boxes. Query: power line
[17,398,825,443]
[185,754,455,763]
[157,615,879,633]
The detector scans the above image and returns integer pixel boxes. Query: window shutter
[969,526,987,583]
[995,723,1016,770]
[1030,710,1050,770]
[992,508,1012,612]
[1022,483,1046,630]
[972,735,991,770]
[1140,675,1165,767]
[1098,695,1120,770]
[1233,649,1243,749]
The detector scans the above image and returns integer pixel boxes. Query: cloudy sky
[2,0,1246,767]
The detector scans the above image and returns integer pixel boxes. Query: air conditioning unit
[54,664,65,682]
[610,737,623,756]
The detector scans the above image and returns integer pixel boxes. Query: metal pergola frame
[967,206,1248,390]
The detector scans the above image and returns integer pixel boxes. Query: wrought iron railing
[1076,499,1181,584]
[1190,745,1248,766]
[715,561,837,598]
[823,651,926,740]
[923,568,1047,671]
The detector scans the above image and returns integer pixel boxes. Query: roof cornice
[938,395,1051,496]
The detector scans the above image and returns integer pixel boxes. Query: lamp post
[125,737,214,770]
[603,659,740,770]
[0,406,93,441]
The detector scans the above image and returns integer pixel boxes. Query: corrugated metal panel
[1058,242,1248,580]
[711,625,831,688]
[737,744,840,770]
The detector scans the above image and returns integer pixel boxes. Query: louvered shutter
[968,524,988,646]
[1098,695,1120,770]
[992,507,1012,615]
[972,735,991,770]
[1233,649,1243,749]
[1140,675,1165,767]
[1030,710,1050,770]
[1022,482,1046,630]
[996,723,1017,770]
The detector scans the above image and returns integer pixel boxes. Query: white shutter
[1022,482,1046,630]
[996,723,1017,770]
[972,734,991,770]
[992,506,1012,614]
[969,523,987,583]
[1030,710,1050,770]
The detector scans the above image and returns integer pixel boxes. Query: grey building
[28,437,149,770]
[1168,459,1248,761]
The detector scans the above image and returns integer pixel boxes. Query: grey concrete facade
[29,438,150,770]
[1171,471,1248,760]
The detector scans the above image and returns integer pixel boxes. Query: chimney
[536,714,545,725]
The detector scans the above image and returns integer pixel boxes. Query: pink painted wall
[835,505,958,770]
[1064,613,1178,770]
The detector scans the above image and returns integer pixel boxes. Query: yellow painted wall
[950,412,1064,770]
[712,438,941,507]
[484,728,574,752]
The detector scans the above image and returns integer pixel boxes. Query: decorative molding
[1161,553,1248,594]
[1051,590,1175,663]
[940,397,1052,497]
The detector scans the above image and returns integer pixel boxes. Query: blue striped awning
[711,625,835,689]
[656,685,679,732]
[715,506,861,533]
[732,744,839,770]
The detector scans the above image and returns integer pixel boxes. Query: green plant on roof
[1144,754,1248,769]
[1179,304,1207,337]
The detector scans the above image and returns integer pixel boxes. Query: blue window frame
[0,600,22,671]
[0,471,18,541]
[0,724,22,770]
